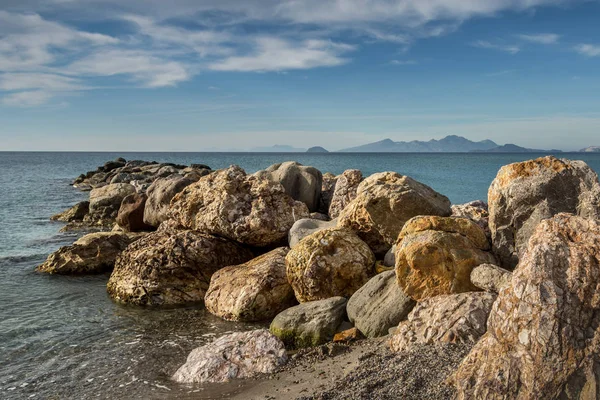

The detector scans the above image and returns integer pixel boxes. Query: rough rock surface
[204,248,296,322]
[286,228,375,302]
[329,169,363,219]
[36,232,142,274]
[389,292,496,352]
[451,200,490,237]
[338,171,451,256]
[107,229,254,306]
[51,201,89,222]
[172,329,287,383]
[395,216,496,301]
[347,270,415,338]
[86,183,136,224]
[319,172,338,214]
[470,263,512,293]
[255,161,323,212]
[116,193,153,232]
[169,166,309,247]
[488,156,600,268]
[270,297,347,349]
[288,218,337,248]
[452,214,600,400]
[143,175,195,227]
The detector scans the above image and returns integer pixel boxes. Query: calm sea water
[1,151,599,399]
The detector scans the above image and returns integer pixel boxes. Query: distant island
[306,146,329,153]
[471,144,563,153]
[580,146,600,153]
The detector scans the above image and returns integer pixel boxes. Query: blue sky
[1,0,600,151]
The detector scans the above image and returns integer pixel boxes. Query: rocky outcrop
[143,175,195,228]
[470,263,512,293]
[107,229,254,306]
[204,248,296,322]
[36,232,142,274]
[395,216,496,301]
[270,297,347,349]
[347,270,415,338]
[286,228,375,303]
[172,329,287,383]
[85,183,136,225]
[488,156,600,268]
[116,193,153,232]
[329,169,363,219]
[288,218,337,248]
[51,201,89,222]
[254,161,323,212]
[338,172,451,256]
[169,166,309,247]
[451,200,490,237]
[452,214,600,400]
[319,172,338,214]
[389,292,496,352]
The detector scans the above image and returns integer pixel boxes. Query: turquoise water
[1,151,599,399]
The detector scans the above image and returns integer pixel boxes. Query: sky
[1,0,600,151]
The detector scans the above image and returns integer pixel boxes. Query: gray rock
[451,200,490,237]
[143,175,195,227]
[172,329,287,383]
[86,183,136,224]
[470,263,512,293]
[347,270,415,338]
[270,297,347,348]
[318,172,338,214]
[255,161,323,212]
[383,244,396,267]
[488,156,600,268]
[329,169,363,218]
[288,218,337,248]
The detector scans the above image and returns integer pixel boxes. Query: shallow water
[1,151,599,399]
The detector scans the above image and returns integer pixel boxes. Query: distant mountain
[306,146,329,153]
[472,144,562,153]
[580,146,600,153]
[339,135,499,153]
[251,145,306,152]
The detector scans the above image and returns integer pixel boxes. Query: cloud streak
[575,44,600,57]
[472,40,520,54]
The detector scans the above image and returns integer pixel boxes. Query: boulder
[318,172,338,214]
[452,214,600,400]
[172,329,287,383]
[36,232,142,274]
[347,270,415,338]
[107,229,254,306]
[204,248,297,322]
[50,201,89,222]
[329,169,363,219]
[286,228,375,303]
[395,216,496,301]
[254,161,323,212]
[116,193,153,232]
[389,292,496,352]
[451,200,490,237]
[86,183,136,224]
[169,166,309,247]
[488,156,600,268]
[383,244,396,267]
[288,218,337,248]
[338,171,451,256]
[143,175,195,228]
[470,263,512,293]
[270,297,347,349]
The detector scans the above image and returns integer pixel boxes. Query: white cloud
[67,49,190,87]
[575,44,600,57]
[517,33,560,44]
[389,59,417,65]
[0,73,85,91]
[2,90,54,107]
[209,38,355,72]
[472,40,520,54]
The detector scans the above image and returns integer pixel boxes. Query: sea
[1,151,599,399]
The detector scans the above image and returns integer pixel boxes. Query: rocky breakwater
[37,156,600,399]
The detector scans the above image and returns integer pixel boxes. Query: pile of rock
[38,156,600,396]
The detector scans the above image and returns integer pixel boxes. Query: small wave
[0,253,48,266]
